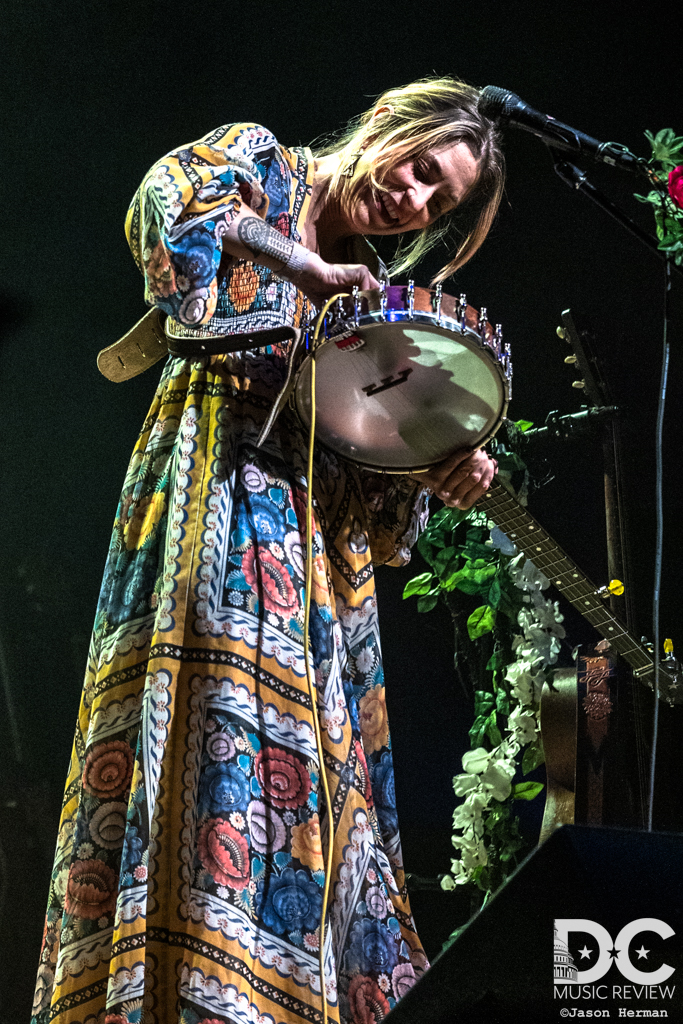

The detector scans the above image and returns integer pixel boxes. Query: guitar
[482,479,681,704]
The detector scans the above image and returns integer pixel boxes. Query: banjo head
[294,311,509,473]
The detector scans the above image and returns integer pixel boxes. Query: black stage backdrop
[1,0,682,1018]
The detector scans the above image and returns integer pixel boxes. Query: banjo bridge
[361,367,414,396]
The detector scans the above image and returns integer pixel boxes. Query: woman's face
[345,140,480,236]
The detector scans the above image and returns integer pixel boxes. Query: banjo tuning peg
[478,307,488,342]
[459,293,467,331]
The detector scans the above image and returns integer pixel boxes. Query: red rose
[254,747,311,809]
[668,166,683,209]
[348,974,390,1024]
[197,818,250,889]
[64,859,117,920]
[242,546,298,616]
[82,740,134,798]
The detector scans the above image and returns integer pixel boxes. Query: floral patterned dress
[32,124,429,1024]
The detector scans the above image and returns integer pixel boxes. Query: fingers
[337,264,380,291]
[413,449,498,509]
[411,448,476,494]
[292,256,380,306]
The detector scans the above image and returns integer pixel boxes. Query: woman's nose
[405,181,435,215]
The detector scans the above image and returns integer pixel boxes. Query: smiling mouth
[377,191,400,225]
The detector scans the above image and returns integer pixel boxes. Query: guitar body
[540,646,651,842]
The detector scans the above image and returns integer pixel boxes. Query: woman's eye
[414,160,429,182]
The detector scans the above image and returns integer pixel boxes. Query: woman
[32,77,504,1024]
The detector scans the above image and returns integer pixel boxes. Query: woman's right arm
[125,124,378,327]
[221,206,380,307]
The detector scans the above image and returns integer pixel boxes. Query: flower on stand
[635,130,683,265]
[441,541,558,893]
[480,760,514,802]
[452,772,480,797]
[406,503,559,897]
[452,791,488,833]
[461,747,490,774]
[507,555,549,594]
[507,706,538,746]
[669,166,683,208]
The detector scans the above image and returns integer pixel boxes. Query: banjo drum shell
[294,285,511,473]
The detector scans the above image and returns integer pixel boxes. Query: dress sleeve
[125,123,286,327]
[361,474,432,567]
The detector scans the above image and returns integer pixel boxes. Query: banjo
[293,281,512,473]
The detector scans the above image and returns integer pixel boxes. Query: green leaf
[495,688,510,716]
[522,742,545,775]
[473,563,498,585]
[403,572,434,598]
[485,714,502,746]
[488,577,502,609]
[474,690,495,715]
[495,450,528,474]
[515,419,534,432]
[468,715,488,748]
[433,545,457,572]
[417,593,439,613]
[467,605,497,640]
[512,781,545,801]
[496,586,523,622]
[472,864,490,892]
[487,648,507,671]
[634,190,666,205]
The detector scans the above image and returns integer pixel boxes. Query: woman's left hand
[410,448,497,509]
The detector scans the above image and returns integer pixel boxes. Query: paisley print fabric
[32,125,430,1024]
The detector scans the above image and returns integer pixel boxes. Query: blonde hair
[316,76,505,283]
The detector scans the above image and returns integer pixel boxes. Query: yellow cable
[303,293,350,1024]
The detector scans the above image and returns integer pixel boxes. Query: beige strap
[97,308,169,382]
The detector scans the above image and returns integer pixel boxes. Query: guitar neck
[483,480,680,703]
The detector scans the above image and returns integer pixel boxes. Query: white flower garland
[441,534,566,890]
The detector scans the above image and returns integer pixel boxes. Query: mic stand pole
[551,154,683,279]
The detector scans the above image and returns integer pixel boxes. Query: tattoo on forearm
[237,216,293,268]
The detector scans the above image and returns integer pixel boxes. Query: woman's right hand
[289,251,380,307]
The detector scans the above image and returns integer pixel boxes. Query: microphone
[478,86,645,172]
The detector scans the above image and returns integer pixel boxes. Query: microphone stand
[550,152,683,279]
[549,146,678,832]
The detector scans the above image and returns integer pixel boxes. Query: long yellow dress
[32,123,429,1024]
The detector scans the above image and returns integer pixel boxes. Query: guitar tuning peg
[556,326,567,341]
[564,355,578,364]
[596,579,625,599]
[572,380,586,389]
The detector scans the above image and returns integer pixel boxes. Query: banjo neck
[482,480,680,703]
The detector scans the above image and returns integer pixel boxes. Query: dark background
[1,0,682,1018]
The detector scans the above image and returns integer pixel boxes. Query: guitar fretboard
[483,481,680,703]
